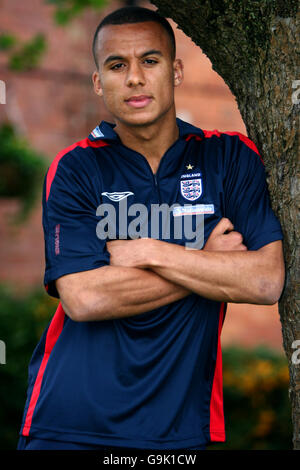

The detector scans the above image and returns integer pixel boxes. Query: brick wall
[0,0,284,352]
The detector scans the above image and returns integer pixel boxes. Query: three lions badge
[180,173,202,201]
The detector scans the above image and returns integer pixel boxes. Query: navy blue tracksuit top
[19,118,283,449]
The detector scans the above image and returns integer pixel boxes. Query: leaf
[0,34,17,51]
[9,34,47,71]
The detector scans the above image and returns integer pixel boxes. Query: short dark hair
[92,6,176,69]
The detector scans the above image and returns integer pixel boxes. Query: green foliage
[0,123,46,222]
[0,34,17,51]
[0,1,107,70]
[209,346,293,450]
[0,284,58,450]
[0,282,293,450]
[0,33,46,71]
[46,0,108,25]
[8,34,47,71]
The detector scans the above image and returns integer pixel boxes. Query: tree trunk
[151,0,300,449]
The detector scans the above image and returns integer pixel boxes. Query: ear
[173,59,184,87]
[92,71,103,97]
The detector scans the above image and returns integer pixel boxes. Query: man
[18,6,285,450]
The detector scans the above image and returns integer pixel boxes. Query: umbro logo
[101,191,134,202]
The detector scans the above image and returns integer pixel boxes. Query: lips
[125,95,153,108]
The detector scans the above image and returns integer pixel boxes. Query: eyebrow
[103,49,163,67]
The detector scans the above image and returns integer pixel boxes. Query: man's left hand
[106,238,156,269]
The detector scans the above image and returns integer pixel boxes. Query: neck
[113,109,179,173]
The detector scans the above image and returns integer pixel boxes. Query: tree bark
[151,0,300,449]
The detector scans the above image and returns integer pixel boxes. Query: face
[92,21,183,128]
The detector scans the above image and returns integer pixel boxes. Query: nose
[125,61,145,87]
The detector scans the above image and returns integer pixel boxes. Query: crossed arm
[56,218,285,322]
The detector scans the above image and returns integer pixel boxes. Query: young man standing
[18,6,285,450]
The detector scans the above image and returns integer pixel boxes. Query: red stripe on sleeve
[203,129,264,165]
[203,129,221,139]
[185,134,203,141]
[222,131,264,164]
[46,138,109,201]
[186,130,264,165]
[22,303,65,436]
[209,302,226,442]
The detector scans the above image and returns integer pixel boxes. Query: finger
[227,234,247,250]
[226,231,243,243]
[211,217,234,235]
[224,231,248,249]
[238,244,248,251]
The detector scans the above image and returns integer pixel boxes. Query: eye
[110,63,125,70]
[143,58,158,65]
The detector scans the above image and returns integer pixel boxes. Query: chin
[119,111,166,128]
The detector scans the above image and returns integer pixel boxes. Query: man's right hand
[203,217,247,252]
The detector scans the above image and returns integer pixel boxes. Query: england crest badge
[180,178,202,201]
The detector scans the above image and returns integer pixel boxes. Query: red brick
[0,0,284,352]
